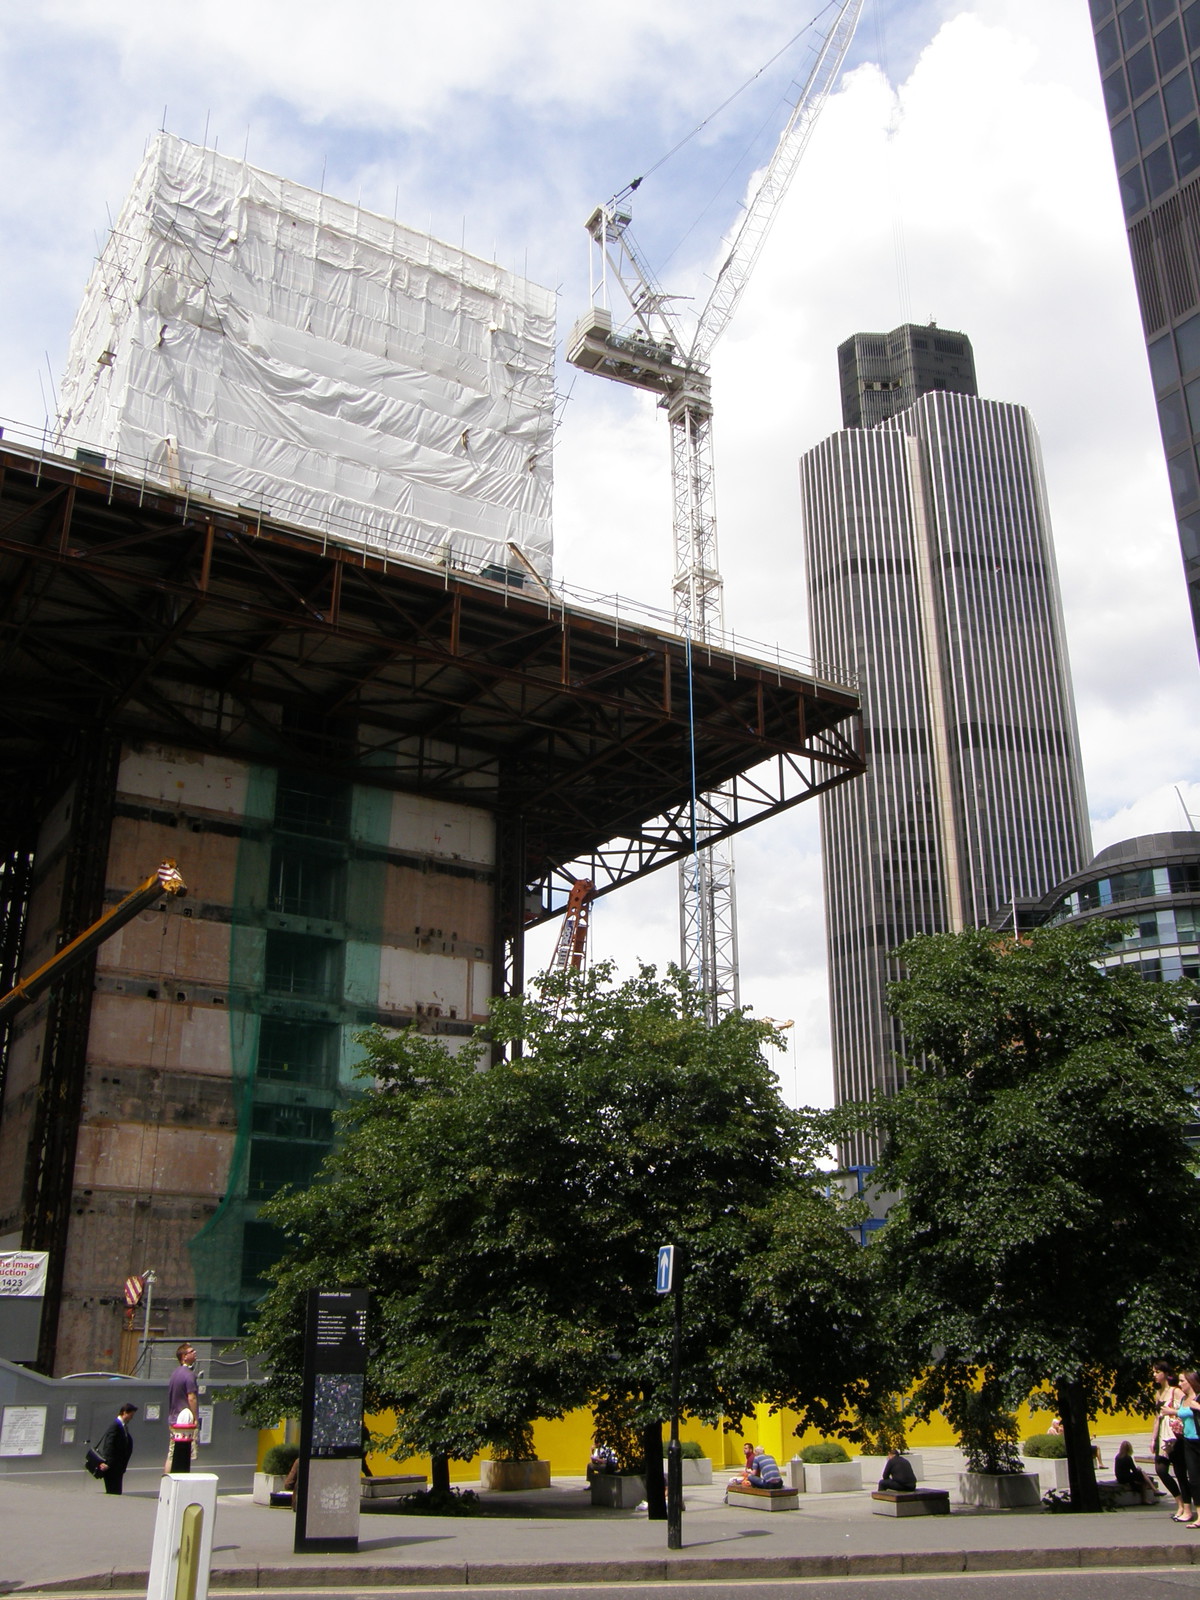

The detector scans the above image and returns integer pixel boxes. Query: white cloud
[1,0,1197,1109]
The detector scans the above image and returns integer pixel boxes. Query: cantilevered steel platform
[0,437,864,980]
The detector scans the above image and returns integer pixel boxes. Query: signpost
[294,1287,369,1554]
[656,1244,683,1549]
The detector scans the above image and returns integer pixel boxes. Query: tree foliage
[866,921,1200,1507]
[240,963,875,1463]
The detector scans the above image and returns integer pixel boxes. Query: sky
[2,0,1198,1107]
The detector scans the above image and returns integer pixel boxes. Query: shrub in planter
[800,1441,851,1463]
[660,1440,705,1459]
[1023,1433,1067,1459]
[855,1394,910,1457]
[949,1386,1025,1475]
[261,1443,300,1476]
[393,1487,481,1516]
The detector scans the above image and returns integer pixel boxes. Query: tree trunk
[643,1420,667,1520]
[431,1452,451,1494]
[1056,1377,1101,1513]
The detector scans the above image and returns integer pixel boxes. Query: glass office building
[1089,0,1200,654]
[801,382,1091,1162]
[838,323,978,429]
[1040,831,1200,981]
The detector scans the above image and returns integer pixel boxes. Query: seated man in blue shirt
[748,1446,784,1487]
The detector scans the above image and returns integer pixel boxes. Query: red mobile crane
[548,878,595,977]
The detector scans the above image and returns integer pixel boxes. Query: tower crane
[566,1,863,1019]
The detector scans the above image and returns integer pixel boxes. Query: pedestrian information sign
[0,1253,47,1297]
[655,1245,675,1295]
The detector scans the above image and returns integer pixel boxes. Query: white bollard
[146,1472,217,1600]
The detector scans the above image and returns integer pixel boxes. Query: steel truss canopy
[0,440,863,939]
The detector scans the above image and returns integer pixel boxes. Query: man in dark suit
[96,1403,137,1494]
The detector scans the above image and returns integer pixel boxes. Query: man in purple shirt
[164,1342,199,1473]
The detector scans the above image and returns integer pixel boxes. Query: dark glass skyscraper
[1088,0,1200,656]
[838,322,978,428]
[801,371,1091,1162]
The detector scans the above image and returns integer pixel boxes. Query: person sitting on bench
[877,1448,918,1493]
[747,1445,784,1487]
[730,1442,784,1489]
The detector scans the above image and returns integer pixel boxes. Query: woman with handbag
[1174,1372,1200,1528]
[1152,1362,1193,1521]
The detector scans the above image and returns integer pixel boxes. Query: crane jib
[565,0,864,1012]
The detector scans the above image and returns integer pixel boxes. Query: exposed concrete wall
[1,738,497,1372]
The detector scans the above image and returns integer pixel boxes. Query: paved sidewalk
[7,1435,1198,1593]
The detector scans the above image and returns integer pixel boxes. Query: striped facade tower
[800,382,1091,1160]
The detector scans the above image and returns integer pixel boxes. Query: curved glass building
[1041,831,1200,982]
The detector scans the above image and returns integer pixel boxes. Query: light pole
[139,1269,157,1374]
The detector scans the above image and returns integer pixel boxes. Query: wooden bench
[725,1484,800,1512]
[871,1488,951,1517]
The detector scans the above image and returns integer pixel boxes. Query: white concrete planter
[801,1460,862,1493]
[678,1458,713,1484]
[957,1471,1041,1508]
[480,1458,551,1491]
[252,1471,286,1505]
[590,1473,646,1507]
[859,1453,926,1484]
[1033,1457,1069,1493]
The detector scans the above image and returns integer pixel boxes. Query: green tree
[240,963,874,1499]
[867,921,1200,1512]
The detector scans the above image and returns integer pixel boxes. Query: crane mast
[567,1,863,1017]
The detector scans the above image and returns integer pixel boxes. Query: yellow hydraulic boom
[0,861,186,1021]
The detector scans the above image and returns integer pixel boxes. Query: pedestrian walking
[1152,1361,1193,1520]
[94,1404,137,1494]
[164,1341,199,1474]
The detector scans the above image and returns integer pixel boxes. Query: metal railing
[0,413,858,693]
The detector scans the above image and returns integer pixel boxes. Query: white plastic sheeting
[58,134,555,576]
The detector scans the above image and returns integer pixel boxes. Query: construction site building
[0,141,864,1374]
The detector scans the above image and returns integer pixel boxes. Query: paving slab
[4,1434,1193,1594]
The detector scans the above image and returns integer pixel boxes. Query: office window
[1128,43,1159,96]
[1122,0,1151,47]
[1113,114,1140,164]
[1092,0,1115,19]
[1105,67,1132,117]
[1151,0,1178,21]
[1137,91,1167,144]
[1164,69,1195,122]
[1121,163,1148,214]
[268,849,342,920]
[263,931,342,1000]
[1098,19,1123,69]
[1157,16,1187,72]
[1159,389,1189,448]
[1149,332,1179,389]
[1146,141,1177,195]
[1174,117,1200,174]
[1186,0,1200,48]
[257,1017,338,1087]
[1177,312,1200,372]
[1169,445,1200,506]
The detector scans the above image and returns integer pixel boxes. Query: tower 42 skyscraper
[801,381,1091,1158]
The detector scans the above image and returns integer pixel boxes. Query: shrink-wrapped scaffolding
[58,134,555,577]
